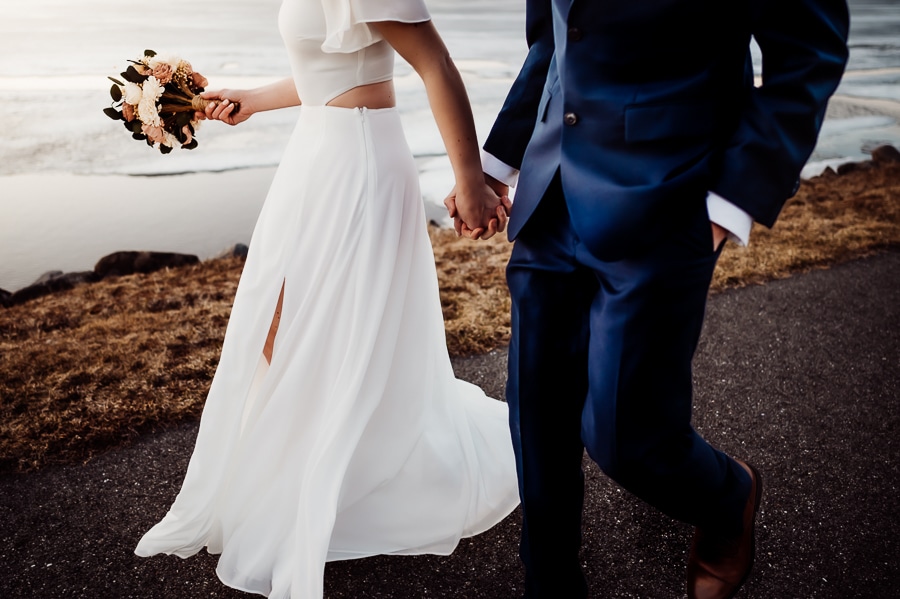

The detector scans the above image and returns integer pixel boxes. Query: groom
[452,0,849,597]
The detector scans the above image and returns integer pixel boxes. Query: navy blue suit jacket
[485,0,850,259]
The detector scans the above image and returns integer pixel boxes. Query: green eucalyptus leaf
[144,49,157,57]
[103,107,122,120]
[160,144,173,155]
[109,84,122,102]
[130,120,144,134]
[183,139,198,150]
[108,76,125,86]
[132,132,147,141]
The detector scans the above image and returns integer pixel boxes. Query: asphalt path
[1,251,897,598]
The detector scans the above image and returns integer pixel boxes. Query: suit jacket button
[564,112,578,126]
[567,27,583,41]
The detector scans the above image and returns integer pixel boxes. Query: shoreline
[0,164,459,294]
[2,146,895,295]
[0,169,274,293]
[3,146,900,302]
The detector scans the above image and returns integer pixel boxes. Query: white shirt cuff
[706,191,753,247]
[481,150,520,188]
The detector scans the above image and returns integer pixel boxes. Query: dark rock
[32,271,98,287]
[871,144,900,164]
[5,271,99,307]
[94,251,199,279]
[57,271,101,286]
[214,243,249,259]
[0,288,10,308]
[9,280,72,306]
[836,160,871,176]
[32,270,64,285]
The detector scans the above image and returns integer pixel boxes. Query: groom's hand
[444,181,511,240]
[484,173,510,202]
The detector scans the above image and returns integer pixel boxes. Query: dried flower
[151,63,173,84]
[191,71,209,89]
[141,123,167,145]
[122,102,135,122]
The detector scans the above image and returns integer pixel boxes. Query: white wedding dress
[134,1,520,597]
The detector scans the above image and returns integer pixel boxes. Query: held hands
[444,174,512,240]
[196,89,251,126]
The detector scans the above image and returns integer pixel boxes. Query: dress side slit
[263,280,286,365]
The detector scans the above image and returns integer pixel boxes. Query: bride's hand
[198,89,252,126]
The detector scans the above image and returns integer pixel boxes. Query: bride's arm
[374,20,508,238]
[201,77,301,126]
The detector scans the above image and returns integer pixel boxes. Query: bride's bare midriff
[326,80,396,109]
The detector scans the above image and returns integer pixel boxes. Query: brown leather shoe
[686,460,762,599]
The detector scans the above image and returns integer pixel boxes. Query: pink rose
[122,103,135,122]
[191,71,208,89]
[141,123,168,145]
[152,63,173,84]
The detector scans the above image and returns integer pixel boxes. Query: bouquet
[103,49,224,154]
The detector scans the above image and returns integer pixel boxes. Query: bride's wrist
[455,165,489,195]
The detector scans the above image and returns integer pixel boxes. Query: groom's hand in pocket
[711,222,728,251]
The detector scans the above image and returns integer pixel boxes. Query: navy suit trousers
[506,174,751,597]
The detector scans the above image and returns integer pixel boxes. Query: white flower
[148,53,180,70]
[123,82,143,105]
[137,97,160,127]
[164,132,179,148]
[141,76,164,102]
[136,77,164,126]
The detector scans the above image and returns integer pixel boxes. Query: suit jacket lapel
[553,0,572,22]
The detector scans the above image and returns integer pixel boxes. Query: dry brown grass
[714,162,900,289]
[1,160,898,473]
[0,259,241,472]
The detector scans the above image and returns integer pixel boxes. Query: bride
[134,0,520,597]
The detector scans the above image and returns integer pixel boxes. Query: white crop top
[278,0,431,106]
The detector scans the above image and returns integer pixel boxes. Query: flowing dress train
[135,101,519,597]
